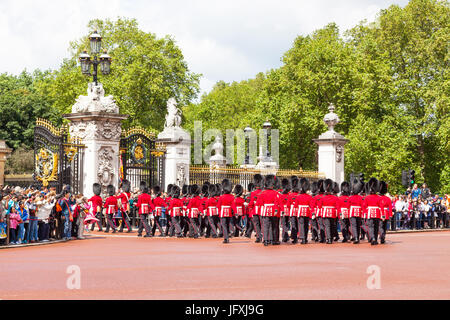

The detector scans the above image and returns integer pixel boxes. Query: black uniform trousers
[350,217,361,240]
[332,218,339,240]
[281,216,291,241]
[221,217,231,241]
[105,214,117,232]
[244,214,254,237]
[189,217,200,237]
[138,214,151,236]
[317,217,326,241]
[151,215,164,236]
[170,216,182,236]
[119,210,132,232]
[289,216,298,241]
[339,218,350,240]
[310,217,319,240]
[206,216,218,237]
[233,216,244,237]
[298,216,310,240]
[323,218,333,241]
[379,219,388,242]
[368,218,380,242]
[252,215,262,240]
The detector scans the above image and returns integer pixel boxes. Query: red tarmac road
[1,231,449,300]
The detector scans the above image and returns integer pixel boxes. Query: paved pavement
[1,230,449,300]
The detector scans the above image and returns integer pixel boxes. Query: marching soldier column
[86,173,392,247]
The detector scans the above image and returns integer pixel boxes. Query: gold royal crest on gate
[130,138,147,165]
[35,148,58,187]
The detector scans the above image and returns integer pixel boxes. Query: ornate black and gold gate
[120,127,166,190]
[34,118,85,193]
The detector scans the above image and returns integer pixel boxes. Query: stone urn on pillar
[313,103,349,185]
[63,82,128,197]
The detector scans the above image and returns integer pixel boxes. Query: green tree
[38,17,201,131]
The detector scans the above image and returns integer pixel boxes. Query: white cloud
[0,0,409,95]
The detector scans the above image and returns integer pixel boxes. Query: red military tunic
[279,193,290,217]
[187,196,203,218]
[181,196,189,217]
[256,189,280,217]
[338,195,350,219]
[287,191,298,217]
[380,195,392,220]
[217,193,234,218]
[205,197,218,217]
[314,194,325,218]
[295,193,313,218]
[168,198,183,217]
[233,196,245,216]
[153,196,167,216]
[103,196,118,215]
[317,194,340,218]
[363,194,382,219]
[248,189,262,218]
[117,192,131,212]
[88,195,103,214]
[348,194,364,218]
[137,193,154,215]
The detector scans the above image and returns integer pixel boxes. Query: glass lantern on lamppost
[244,126,253,165]
[262,120,272,160]
[78,30,112,85]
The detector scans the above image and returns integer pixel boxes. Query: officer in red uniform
[315,179,327,243]
[279,178,291,243]
[217,179,234,244]
[103,185,118,233]
[331,182,341,242]
[295,178,313,244]
[363,178,382,245]
[378,181,392,244]
[338,181,351,243]
[117,180,132,233]
[152,185,166,236]
[309,181,320,242]
[232,184,245,237]
[317,179,340,244]
[249,174,263,243]
[348,178,364,244]
[168,185,183,238]
[180,185,190,237]
[256,174,280,246]
[137,182,154,237]
[243,183,255,238]
[187,184,203,238]
[205,184,219,238]
[89,183,103,232]
[199,183,210,236]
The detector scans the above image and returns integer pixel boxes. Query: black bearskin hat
[208,184,217,197]
[264,174,276,189]
[247,183,255,193]
[107,184,115,196]
[368,177,379,194]
[153,185,161,196]
[215,183,222,196]
[333,182,340,194]
[182,184,189,196]
[341,181,350,196]
[140,181,147,193]
[191,184,200,196]
[253,174,263,189]
[318,179,325,194]
[93,183,101,196]
[222,179,232,194]
[121,179,131,193]
[379,181,388,195]
[291,176,299,192]
[233,184,243,197]
[167,184,173,196]
[300,178,310,194]
[203,181,210,186]
[281,178,291,194]
[352,179,364,195]
[324,179,334,193]
[310,181,319,196]
[172,185,181,198]
[201,183,209,196]
[274,176,281,190]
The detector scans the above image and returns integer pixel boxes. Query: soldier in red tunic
[363,178,382,245]
[348,178,364,244]
[317,179,340,244]
[103,185,118,233]
[168,185,183,238]
[117,179,132,233]
[89,183,103,232]
[217,179,234,244]
[199,183,210,237]
[378,181,392,244]
[249,174,263,243]
[315,179,327,243]
[279,178,291,243]
[256,174,280,246]
[205,184,220,238]
[152,185,166,237]
[243,183,255,238]
[187,184,203,239]
[331,182,341,242]
[295,178,313,244]
[338,181,351,243]
[180,185,190,237]
[163,184,173,236]
[137,182,154,237]
[232,184,245,237]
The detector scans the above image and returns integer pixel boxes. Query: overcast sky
[0,0,409,95]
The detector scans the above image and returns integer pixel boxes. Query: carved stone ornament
[164,97,182,129]
[71,82,119,114]
[176,163,188,187]
[70,121,97,140]
[97,147,115,186]
[336,144,343,163]
[96,120,122,140]
[324,103,340,132]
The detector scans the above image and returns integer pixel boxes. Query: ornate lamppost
[244,126,253,165]
[262,120,272,161]
[79,30,112,85]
